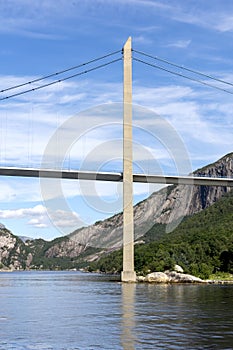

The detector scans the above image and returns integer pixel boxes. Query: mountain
[44,152,233,260]
[0,226,32,270]
[19,235,34,243]
[0,152,232,271]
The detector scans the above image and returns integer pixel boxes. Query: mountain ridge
[45,152,233,259]
[0,152,233,270]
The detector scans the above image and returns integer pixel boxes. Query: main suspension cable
[133,49,233,88]
[0,50,121,94]
[133,57,233,95]
[0,58,122,101]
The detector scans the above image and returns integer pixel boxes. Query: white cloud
[47,209,81,228]
[0,204,81,229]
[134,35,153,45]
[0,182,17,201]
[164,1,233,33]
[0,0,79,36]
[1,0,233,39]
[166,40,191,49]
[0,179,42,202]
[28,218,47,228]
[114,0,171,10]
[0,204,46,219]
[133,85,194,105]
[215,15,233,32]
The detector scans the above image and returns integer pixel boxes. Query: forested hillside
[90,190,233,279]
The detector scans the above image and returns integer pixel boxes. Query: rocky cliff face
[0,226,31,270]
[45,152,233,259]
[190,153,233,212]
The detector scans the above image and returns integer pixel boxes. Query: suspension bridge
[1,37,233,281]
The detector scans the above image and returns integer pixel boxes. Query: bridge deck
[0,167,232,187]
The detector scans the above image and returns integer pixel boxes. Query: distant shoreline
[1,269,233,285]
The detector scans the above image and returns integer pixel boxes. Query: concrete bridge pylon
[121,37,137,282]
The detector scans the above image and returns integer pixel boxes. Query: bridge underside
[0,167,232,187]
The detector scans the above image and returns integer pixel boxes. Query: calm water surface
[0,271,232,349]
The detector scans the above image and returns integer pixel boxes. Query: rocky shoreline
[136,264,233,284]
[138,271,203,283]
[137,271,233,284]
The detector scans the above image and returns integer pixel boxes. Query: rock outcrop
[144,272,170,283]
[0,227,30,270]
[174,264,184,273]
[141,271,204,283]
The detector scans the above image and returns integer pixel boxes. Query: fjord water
[0,271,232,350]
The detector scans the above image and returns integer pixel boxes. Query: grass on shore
[208,272,233,281]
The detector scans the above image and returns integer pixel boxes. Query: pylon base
[121,270,137,282]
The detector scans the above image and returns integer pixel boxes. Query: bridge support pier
[121,37,136,282]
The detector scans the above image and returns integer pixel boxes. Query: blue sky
[0,0,233,240]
